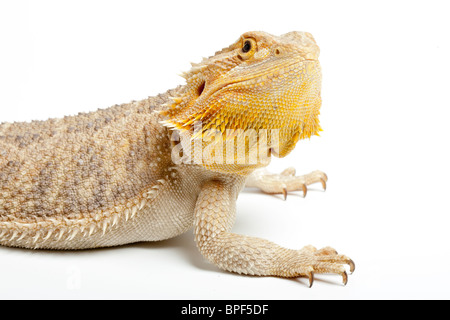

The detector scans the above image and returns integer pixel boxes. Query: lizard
[0,31,354,287]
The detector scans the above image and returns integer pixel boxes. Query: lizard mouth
[213,59,318,93]
[161,58,320,148]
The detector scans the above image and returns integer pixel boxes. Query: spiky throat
[161,58,322,174]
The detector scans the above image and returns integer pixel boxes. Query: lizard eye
[242,40,252,53]
[238,38,257,60]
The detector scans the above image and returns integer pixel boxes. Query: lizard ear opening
[159,78,210,133]
[197,80,205,97]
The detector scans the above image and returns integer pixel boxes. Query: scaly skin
[0,31,354,286]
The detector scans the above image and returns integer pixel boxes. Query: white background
[0,0,449,299]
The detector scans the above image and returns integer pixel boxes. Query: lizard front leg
[194,180,354,286]
[245,168,328,199]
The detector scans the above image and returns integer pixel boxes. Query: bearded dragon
[0,31,354,287]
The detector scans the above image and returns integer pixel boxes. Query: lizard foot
[283,245,355,287]
[246,168,327,199]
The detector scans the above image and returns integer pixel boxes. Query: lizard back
[0,89,176,223]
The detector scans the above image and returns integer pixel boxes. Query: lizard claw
[308,271,315,288]
[348,259,356,274]
[319,178,326,191]
[291,245,355,286]
[342,271,348,286]
[247,169,327,200]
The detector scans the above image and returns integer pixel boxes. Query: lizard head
[160,31,322,174]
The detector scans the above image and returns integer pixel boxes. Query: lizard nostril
[274,48,282,56]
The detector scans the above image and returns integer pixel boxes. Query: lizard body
[0,31,353,285]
